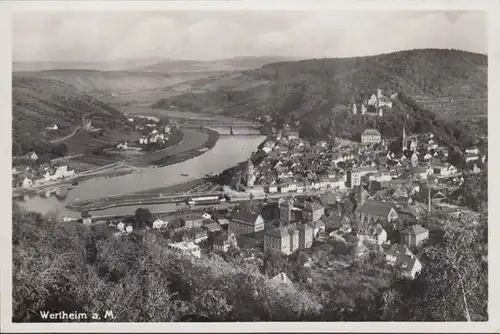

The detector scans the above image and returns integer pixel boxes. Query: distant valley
[13,56,298,107]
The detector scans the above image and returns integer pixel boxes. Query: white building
[152,218,169,229]
[385,244,423,280]
[22,177,33,188]
[117,222,125,232]
[117,141,128,149]
[465,147,479,155]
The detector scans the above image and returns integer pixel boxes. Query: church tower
[246,158,255,188]
[280,197,294,225]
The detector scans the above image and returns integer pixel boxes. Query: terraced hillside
[414,97,487,120]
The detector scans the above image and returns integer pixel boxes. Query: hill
[12,75,130,156]
[139,56,299,73]
[14,69,238,107]
[12,58,166,72]
[16,70,188,95]
[154,49,487,147]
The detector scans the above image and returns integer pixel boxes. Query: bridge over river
[183,118,263,135]
[183,124,262,136]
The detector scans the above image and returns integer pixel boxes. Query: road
[50,114,87,144]
[50,126,81,144]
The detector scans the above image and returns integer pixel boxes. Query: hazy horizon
[13,11,487,63]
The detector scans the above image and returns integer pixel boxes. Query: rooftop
[402,224,429,236]
[231,210,262,225]
[265,223,298,238]
[355,199,395,218]
[362,129,381,136]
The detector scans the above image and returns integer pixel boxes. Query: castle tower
[352,103,358,115]
[246,158,255,188]
[378,108,383,117]
[280,197,294,225]
[377,88,383,99]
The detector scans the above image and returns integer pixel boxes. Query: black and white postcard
[1,1,497,333]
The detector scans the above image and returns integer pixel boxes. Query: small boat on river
[180,173,189,177]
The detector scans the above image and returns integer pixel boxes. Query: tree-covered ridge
[255,49,486,99]
[154,49,487,148]
[12,75,130,156]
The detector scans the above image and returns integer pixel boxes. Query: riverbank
[152,127,220,167]
[12,163,139,197]
[13,127,215,198]
[66,177,214,211]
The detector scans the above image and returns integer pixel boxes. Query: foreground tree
[382,216,488,321]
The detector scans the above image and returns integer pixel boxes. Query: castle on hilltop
[351,89,397,117]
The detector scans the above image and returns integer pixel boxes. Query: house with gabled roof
[302,201,325,222]
[202,220,221,234]
[264,223,300,255]
[229,210,265,235]
[385,244,422,280]
[354,222,387,244]
[212,232,238,252]
[180,214,204,229]
[355,199,398,224]
[401,224,429,247]
[81,211,92,225]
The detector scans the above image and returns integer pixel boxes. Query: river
[16,135,266,218]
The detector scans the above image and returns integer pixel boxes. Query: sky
[12,11,487,63]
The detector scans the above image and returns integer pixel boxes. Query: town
[75,114,486,285]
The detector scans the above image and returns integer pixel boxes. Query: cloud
[12,11,487,62]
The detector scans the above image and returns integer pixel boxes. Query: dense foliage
[12,199,487,322]
[12,204,322,322]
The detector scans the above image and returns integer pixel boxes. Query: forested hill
[12,75,129,156]
[154,49,487,148]
[253,49,486,99]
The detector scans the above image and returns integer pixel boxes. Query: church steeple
[246,158,255,188]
